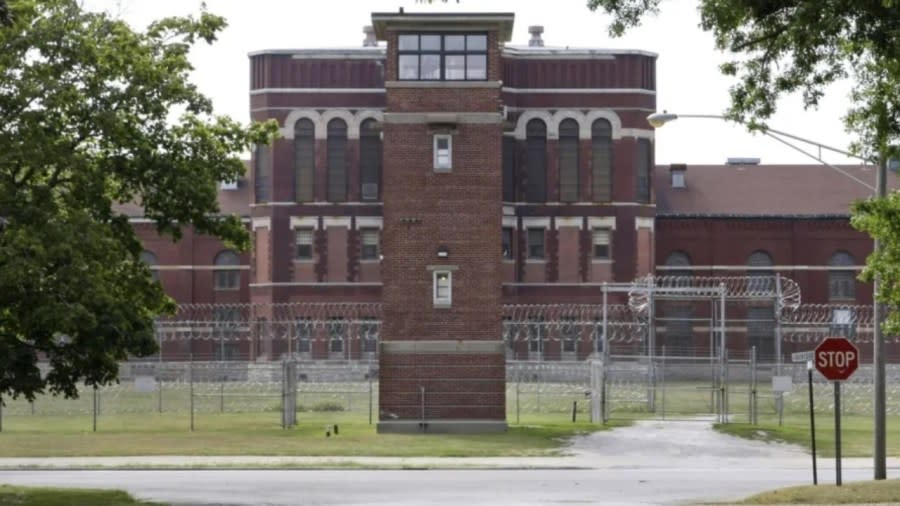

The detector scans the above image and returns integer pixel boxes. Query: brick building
[128,11,893,429]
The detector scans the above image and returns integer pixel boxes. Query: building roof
[371,12,516,41]
[654,163,898,218]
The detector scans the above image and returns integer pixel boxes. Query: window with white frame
[592,228,611,259]
[562,317,578,353]
[830,308,855,339]
[433,270,452,306]
[295,228,313,260]
[433,134,452,171]
[361,228,379,260]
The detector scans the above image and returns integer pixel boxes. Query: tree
[587,0,899,322]
[0,0,277,400]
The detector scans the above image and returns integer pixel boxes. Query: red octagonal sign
[815,337,860,381]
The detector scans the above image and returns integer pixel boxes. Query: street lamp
[647,111,888,481]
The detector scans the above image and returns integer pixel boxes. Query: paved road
[0,420,895,505]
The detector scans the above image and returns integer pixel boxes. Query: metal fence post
[92,386,98,432]
[157,368,163,414]
[516,365,521,425]
[189,354,194,432]
[750,346,758,425]
[0,395,3,432]
[661,345,667,420]
[368,367,373,426]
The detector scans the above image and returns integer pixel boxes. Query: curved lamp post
[647,111,888,480]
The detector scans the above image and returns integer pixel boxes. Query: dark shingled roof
[654,163,899,217]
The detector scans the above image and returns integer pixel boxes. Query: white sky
[84,0,860,165]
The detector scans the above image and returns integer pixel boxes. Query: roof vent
[528,26,544,47]
[726,157,761,166]
[362,26,377,47]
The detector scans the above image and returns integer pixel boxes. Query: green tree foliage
[588,0,899,327]
[0,0,277,400]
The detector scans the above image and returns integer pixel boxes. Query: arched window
[213,250,241,291]
[294,119,315,202]
[829,251,856,301]
[140,250,159,282]
[746,250,774,292]
[664,251,692,284]
[635,138,651,203]
[253,144,270,203]
[525,119,547,202]
[592,119,613,201]
[558,118,580,202]
[326,118,347,202]
[359,119,382,201]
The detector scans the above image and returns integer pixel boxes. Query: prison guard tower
[373,12,513,433]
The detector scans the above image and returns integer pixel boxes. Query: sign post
[814,337,860,487]
[793,351,818,485]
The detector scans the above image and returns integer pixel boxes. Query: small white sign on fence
[134,376,157,393]
[791,351,815,363]
[772,375,793,393]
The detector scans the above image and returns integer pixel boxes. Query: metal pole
[775,273,784,427]
[368,368,373,426]
[220,374,225,414]
[874,155,887,480]
[0,395,3,432]
[661,345,666,420]
[750,346,757,425]
[648,280,656,412]
[808,362,818,485]
[189,353,194,432]
[92,386,98,432]
[516,365,521,425]
[835,381,842,486]
[157,370,163,414]
[719,284,726,423]
[601,284,609,423]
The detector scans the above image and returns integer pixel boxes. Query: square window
[361,228,379,260]
[398,35,418,51]
[445,55,465,80]
[527,228,545,259]
[502,227,514,260]
[420,34,441,50]
[295,228,313,260]
[421,54,441,80]
[466,34,487,51]
[398,54,419,79]
[433,134,452,171]
[445,35,465,50]
[593,228,611,259]
[433,270,452,306]
[466,54,487,80]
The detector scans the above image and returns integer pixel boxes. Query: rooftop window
[397,33,487,81]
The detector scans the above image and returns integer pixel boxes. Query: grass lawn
[0,485,159,506]
[736,479,900,504]
[0,412,625,458]
[714,414,900,457]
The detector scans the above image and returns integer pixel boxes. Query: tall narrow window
[828,251,856,301]
[361,317,378,353]
[140,250,159,282]
[502,136,516,202]
[295,317,312,353]
[747,306,775,361]
[359,119,382,201]
[360,228,379,260]
[433,134,452,170]
[502,227,514,260]
[525,119,547,202]
[433,270,452,306]
[328,317,346,355]
[635,138,651,203]
[558,119,580,202]
[527,228,545,259]
[592,119,613,201]
[327,119,347,202]
[254,144,270,203]
[213,250,241,291]
[562,317,578,353]
[747,250,774,292]
[592,228,611,260]
[665,251,692,285]
[294,119,315,202]
[528,316,545,355]
[295,228,313,260]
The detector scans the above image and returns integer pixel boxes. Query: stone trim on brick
[380,340,505,354]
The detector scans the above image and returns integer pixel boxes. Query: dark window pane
[502,136,516,201]
[528,229,544,259]
[558,119,580,202]
[294,119,315,202]
[525,119,547,202]
[398,35,418,50]
[327,119,347,201]
[466,34,487,50]
[421,35,441,50]
[398,55,419,79]
[635,138,651,203]
[359,119,381,201]
[421,54,441,80]
[254,144,270,203]
[466,54,487,79]
[502,227,513,259]
[591,119,613,201]
[445,35,465,50]
[445,55,465,80]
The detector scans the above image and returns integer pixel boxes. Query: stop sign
[815,337,859,381]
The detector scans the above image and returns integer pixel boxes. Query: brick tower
[373,12,513,433]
